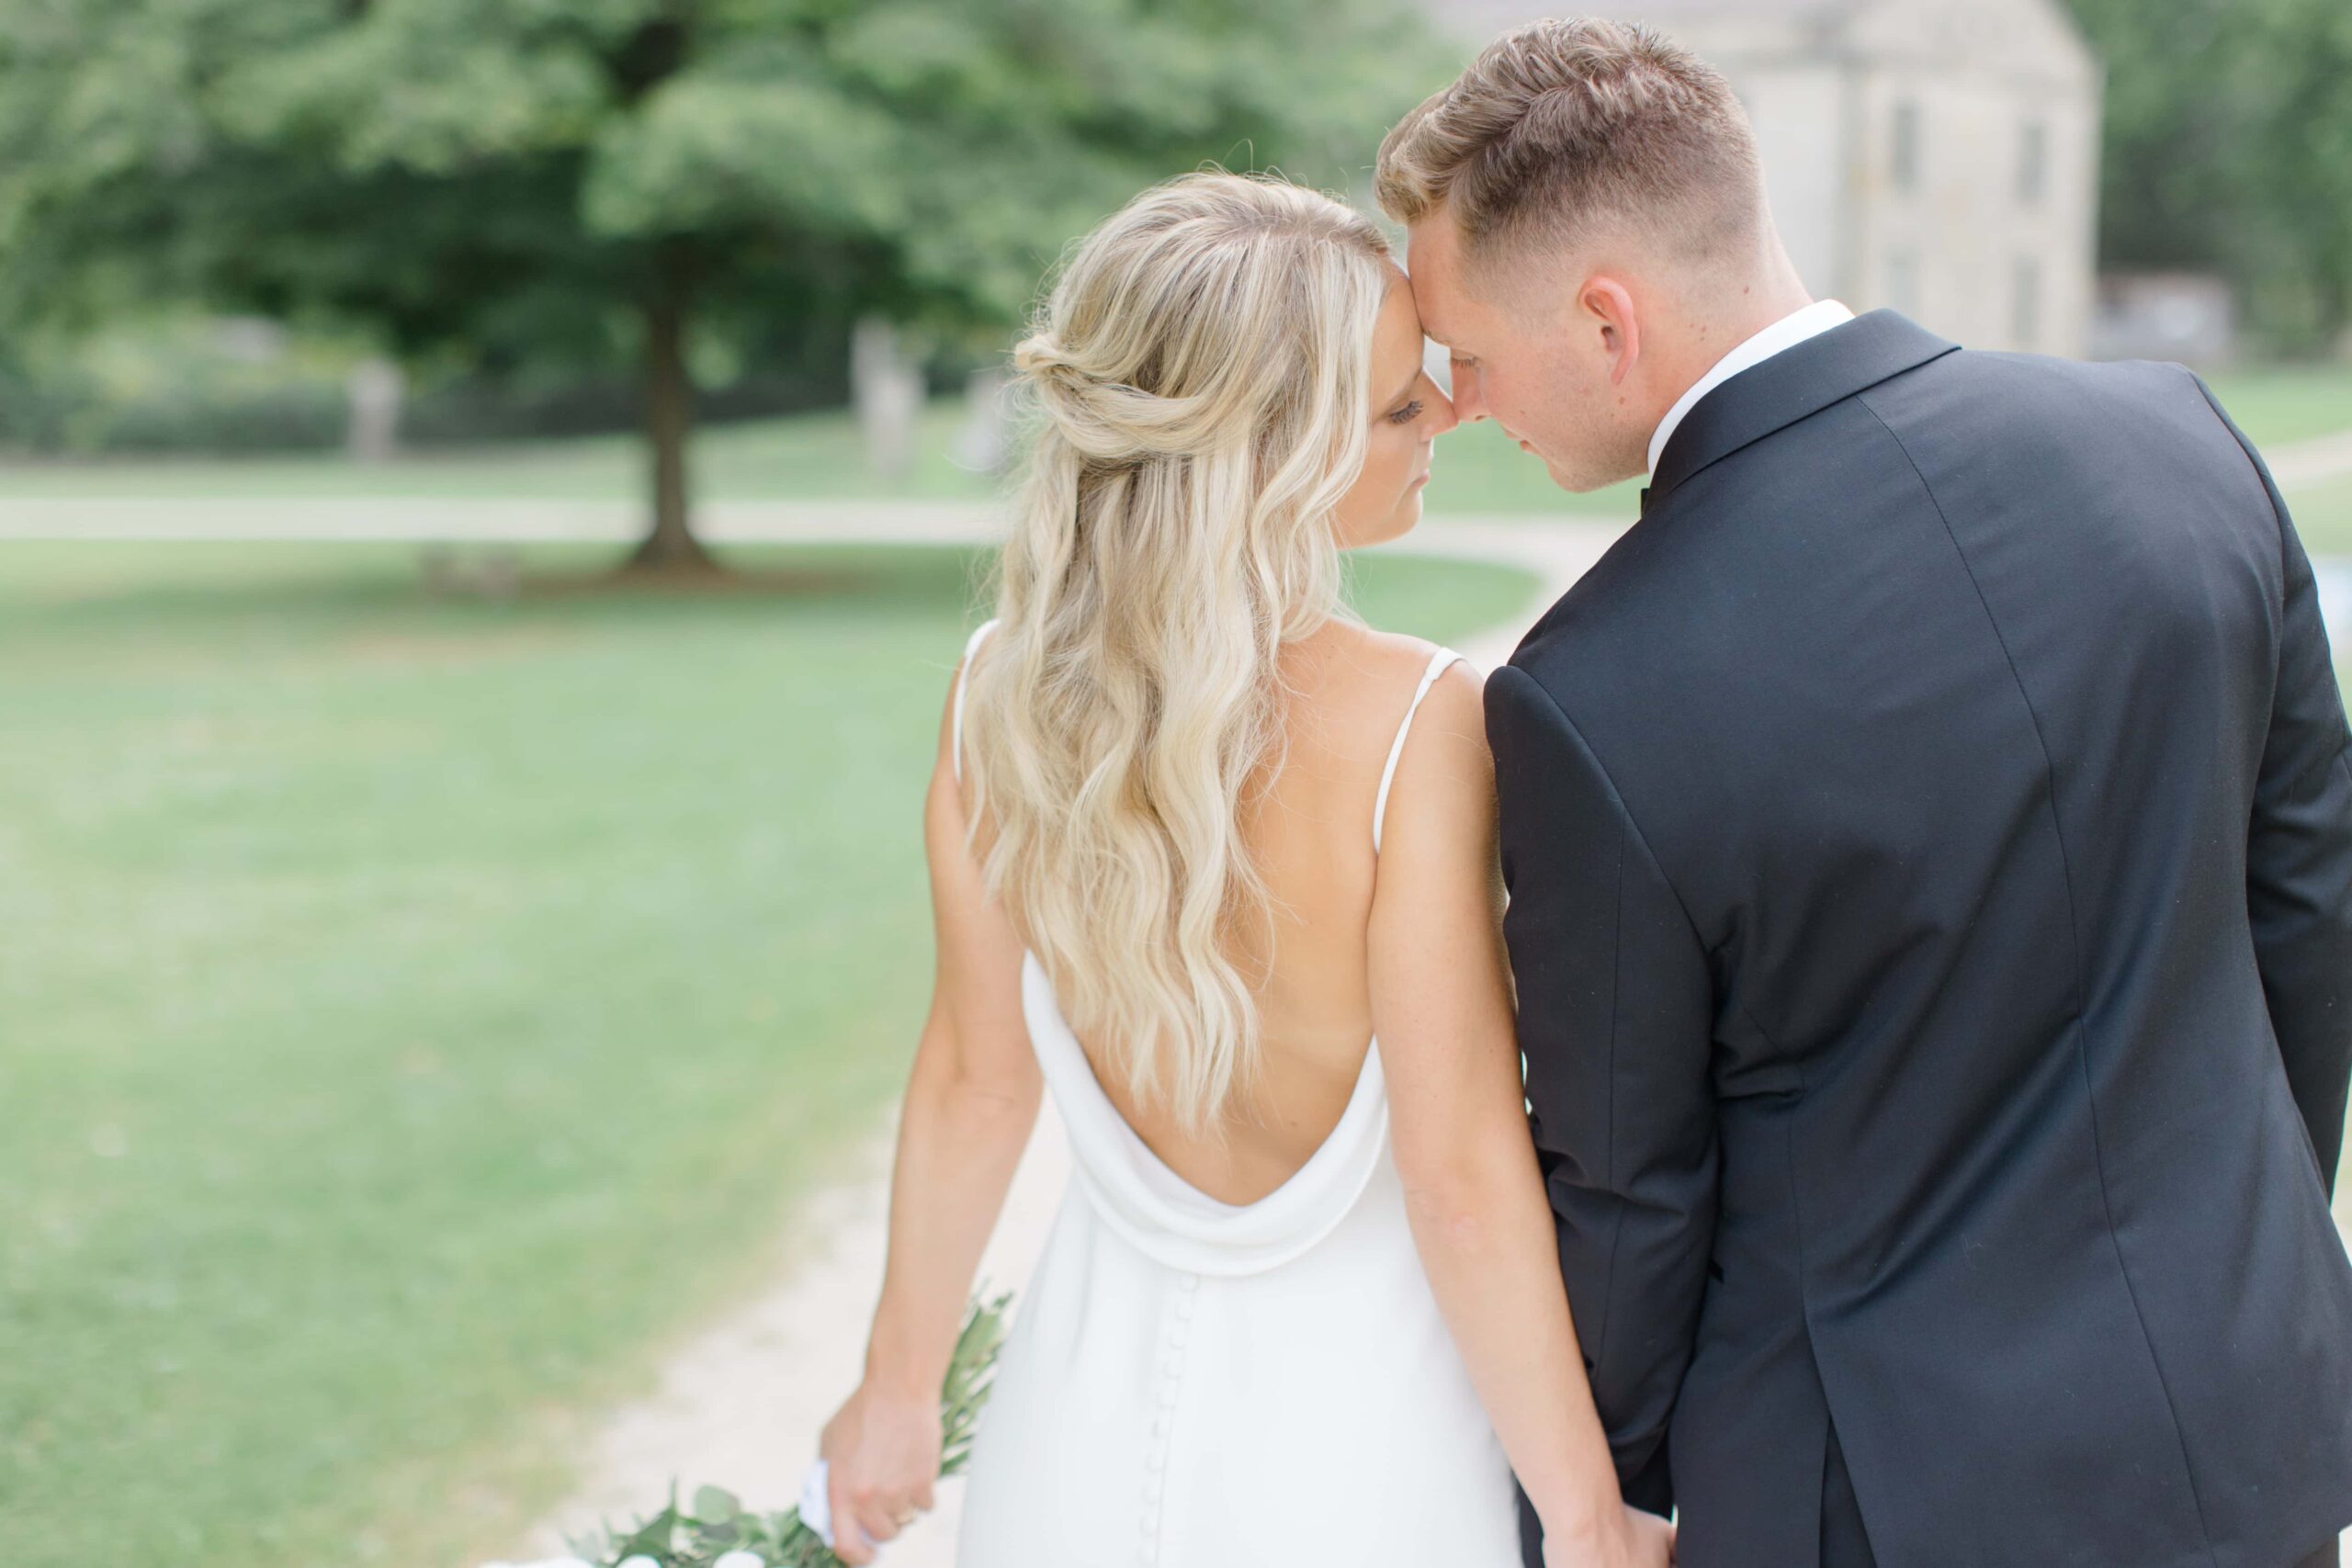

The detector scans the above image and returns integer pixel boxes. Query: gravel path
[2271,426,2352,491]
[0,496,1007,542]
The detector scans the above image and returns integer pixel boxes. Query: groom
[1377,18,2352,1568]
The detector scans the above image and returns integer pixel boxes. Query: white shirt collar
[1645,299,1856,478]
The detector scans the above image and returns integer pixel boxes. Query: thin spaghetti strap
[951,618,1001,785]
[1372,645,1468,855]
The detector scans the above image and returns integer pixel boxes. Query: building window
[2013,256,2041,349]
[1886,249,1921,317]
[1892,100,1922,192]
[2018,120,2049,205]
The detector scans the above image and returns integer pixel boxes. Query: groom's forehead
[1402,265,1459,346]
[1401,219,1469,341]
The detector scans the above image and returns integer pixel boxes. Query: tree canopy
[2065,0,2352,353]
[0,0,1438,561]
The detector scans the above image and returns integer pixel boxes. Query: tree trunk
[628,256,715,573]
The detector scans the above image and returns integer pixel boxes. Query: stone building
[1421,0,2105,358]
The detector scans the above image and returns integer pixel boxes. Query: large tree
[2065,0,2352,354]
[0,0,1435,567]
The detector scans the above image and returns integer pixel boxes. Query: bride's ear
[1578,277,1642,387]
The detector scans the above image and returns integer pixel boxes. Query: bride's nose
[1424,386,1461,440]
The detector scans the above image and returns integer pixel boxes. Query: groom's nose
[1449,365,1488,423]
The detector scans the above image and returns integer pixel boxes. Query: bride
[817,172,1670,1568]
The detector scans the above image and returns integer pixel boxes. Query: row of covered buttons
[1139,1271,1202,1561]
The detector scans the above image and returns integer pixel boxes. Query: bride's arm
[821,658,1043,1564]
[1369,662,1667,1567]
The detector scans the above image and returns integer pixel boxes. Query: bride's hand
[1542,1502,1676,1568]
[818,1381,942,1564]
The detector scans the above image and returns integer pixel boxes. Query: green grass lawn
[2287,473,2352,556]
[5,359,2345,523]
[0,401,994,503]
[0,539,1541,1568]
[2204,365,2352,448]
[0,358,2342,540]
[0,397,1636,518]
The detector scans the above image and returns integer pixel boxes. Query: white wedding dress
[948,619,1526,1568]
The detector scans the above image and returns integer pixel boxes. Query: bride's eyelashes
[1385,400,1425,426]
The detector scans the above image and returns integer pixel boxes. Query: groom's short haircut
[1374,17,1764,274]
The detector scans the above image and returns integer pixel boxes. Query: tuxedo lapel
[1646,310,1959,507]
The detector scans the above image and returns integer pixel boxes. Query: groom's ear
[1578,277,1642,387]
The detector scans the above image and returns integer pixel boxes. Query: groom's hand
[1543,1503,1675,1568]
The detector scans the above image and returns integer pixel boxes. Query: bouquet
[486,1292,1012,1568]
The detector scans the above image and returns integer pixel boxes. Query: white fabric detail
[1646,298,1856,477]
[951,618,1000,785]
[1373,645,1469,855]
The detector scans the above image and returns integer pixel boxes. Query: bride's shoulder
[1332,630,1495,860]
[1286,623,1487,752]
[1294,621,1480,686]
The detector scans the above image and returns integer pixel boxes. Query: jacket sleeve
[1485,660,1719,1517]
[2196,378,2352,1199]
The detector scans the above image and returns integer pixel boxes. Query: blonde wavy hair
[960,170,1394,1137]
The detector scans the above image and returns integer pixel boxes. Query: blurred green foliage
[0,314,358,455]
[0,0,1441,549]
[2065,0,2352,354]
[0,307,880,457]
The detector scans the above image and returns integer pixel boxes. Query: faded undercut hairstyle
[1374,17,1765,273]
[960,171,1393,1137]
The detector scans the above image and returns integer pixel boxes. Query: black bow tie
[1638,485,1653,520]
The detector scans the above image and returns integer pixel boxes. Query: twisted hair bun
[1012,332,1225,463]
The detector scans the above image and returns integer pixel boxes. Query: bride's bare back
[959,618,1495,1207]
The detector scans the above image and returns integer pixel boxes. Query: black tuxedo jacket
[1488,311,2352,1568]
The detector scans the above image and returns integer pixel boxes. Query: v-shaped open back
[950,618,1464,1275]
[951,621,1522,1568]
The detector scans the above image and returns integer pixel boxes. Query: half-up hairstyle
[962,170,1393,1137]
